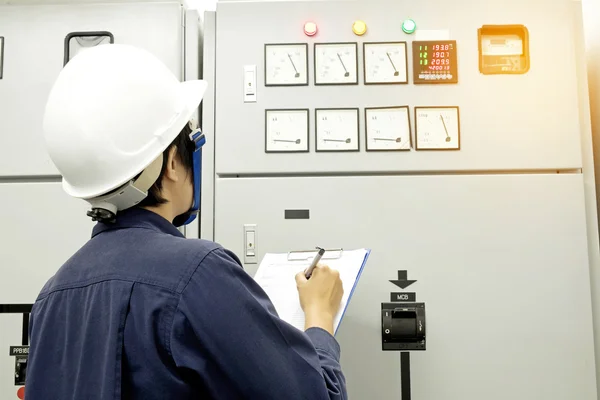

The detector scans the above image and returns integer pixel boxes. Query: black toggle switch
[381,302,426,351]
[14,356,27,386]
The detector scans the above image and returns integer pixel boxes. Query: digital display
[478,25,530,75]
[412,40,458,84]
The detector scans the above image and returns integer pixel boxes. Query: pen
[305,247,325,279]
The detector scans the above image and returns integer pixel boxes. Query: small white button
[243,65,257,103]
[245,231,255,256]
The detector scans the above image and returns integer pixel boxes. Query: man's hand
[295,264,344,335]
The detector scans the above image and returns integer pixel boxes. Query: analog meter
[314,42,358,85]
[265,109,309,153]
[365,106,411,151]
[315,108,359,152]
[414,106,460,150]
[264,43,309,86]
[363,42,408,84]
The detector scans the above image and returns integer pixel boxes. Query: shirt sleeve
[169,247,347,400]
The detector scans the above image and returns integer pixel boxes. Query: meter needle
[337,53,350,77]
[324,138,351,143]
[287,53,300,78]
[374,137,402,142]
[386,52,399,76]
[440,115,451,142]
[274,139,301,144]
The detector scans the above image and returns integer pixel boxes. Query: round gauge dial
[265,109,309,153]
[415,107,460,150]
[364,42,408,84]
[265,43,308,86]
[314,43,358,85]
[365,107,411,151]
[315,108,359,152]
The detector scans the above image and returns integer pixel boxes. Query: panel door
[0,182,93,304]
[0,315,25,400]
[214,173,597,400]
[214,0,585,175]
[0,2,183,176]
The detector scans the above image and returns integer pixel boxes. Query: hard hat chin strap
[86,154,164,222]
[176,129,205,227]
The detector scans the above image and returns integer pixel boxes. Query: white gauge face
[265,44,308,86]
[316,109,359,151]
[364,42,408,84]
[365,107,411,151]
[415,107,460,150]
[315,43,358,85]
[265,109,309,152]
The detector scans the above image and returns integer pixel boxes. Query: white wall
[580,1,600,397]
[583,0,600,152]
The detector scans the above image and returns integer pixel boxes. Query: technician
[25,44,347,399]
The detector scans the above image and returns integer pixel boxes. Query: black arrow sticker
[390,271,417,289]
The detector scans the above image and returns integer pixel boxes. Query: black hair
[85,122,196,223]
[137,122,195,207]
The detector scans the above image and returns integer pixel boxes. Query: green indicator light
[402,19,416,34]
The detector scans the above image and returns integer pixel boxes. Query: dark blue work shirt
[26,208,346,399]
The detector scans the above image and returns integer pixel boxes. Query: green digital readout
[419,45,430,66]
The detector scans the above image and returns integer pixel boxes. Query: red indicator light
[17,387,25,400]
[304,22,318,36]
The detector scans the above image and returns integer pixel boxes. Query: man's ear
[164,146,180,183]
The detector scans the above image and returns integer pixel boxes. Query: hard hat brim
[61,79,209,200]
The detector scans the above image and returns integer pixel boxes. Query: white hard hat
[43,43,207,217]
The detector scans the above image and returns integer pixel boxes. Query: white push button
[245,72,255,94]
[243,224,257,264]
[243,65,257,103]
[246,231,255,256]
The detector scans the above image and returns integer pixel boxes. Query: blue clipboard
[287,248,371,335]
[286,247,371,335]
[334,249,371,335]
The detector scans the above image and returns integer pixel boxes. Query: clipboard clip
[287,247,344,261]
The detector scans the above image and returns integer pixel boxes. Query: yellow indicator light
[352,20,367,36]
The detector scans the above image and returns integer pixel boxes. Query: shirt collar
[91,207,185,238]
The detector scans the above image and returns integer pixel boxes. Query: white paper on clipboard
[254,248,371,335]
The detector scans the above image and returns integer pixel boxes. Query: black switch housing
[14,356,27,386]
[381,302,426,351]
